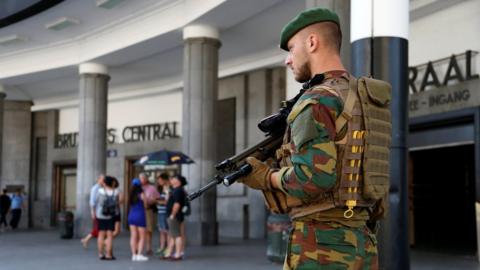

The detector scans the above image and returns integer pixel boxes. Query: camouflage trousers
[283,220,378,270]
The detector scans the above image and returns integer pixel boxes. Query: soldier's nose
[285,55,292,66]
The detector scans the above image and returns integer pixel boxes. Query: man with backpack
[163,175,188,261]
[238,8,391,270]
[94,175,119,260]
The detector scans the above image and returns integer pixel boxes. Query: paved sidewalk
[0,229,479,270]
[0,230,281,270]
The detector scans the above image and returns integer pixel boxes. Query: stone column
[76,63,109,237]
[2,100,32,229]
[0,85,5,188]
[182,25,220,245]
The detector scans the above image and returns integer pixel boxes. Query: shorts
[113,213,121,223]
[157,213,168,232]
[167,218,182,238]
[145,209,156,232]
[97,218,115,231]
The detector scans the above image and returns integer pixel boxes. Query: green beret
[280,8,340,51]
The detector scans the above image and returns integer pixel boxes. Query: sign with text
[409,50,479,117]
[409,79,479,118]
[107,149,118,158]
[55,121,180,149]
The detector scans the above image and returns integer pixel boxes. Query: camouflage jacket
[275,71,345,202]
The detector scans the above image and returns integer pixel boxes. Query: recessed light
[0,35,28,46]
[96,0,125,9]
[45,17,80,31]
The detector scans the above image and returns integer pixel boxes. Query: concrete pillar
[306,0,351,70]
[182,25,220,245]
[1,100,32,229]
[76,63,109,237]
[0,84,5,188]
[245,70,273,239]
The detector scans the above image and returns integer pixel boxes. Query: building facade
[1,0,479,262]
[408,0,480,259]
[0,0,306,242]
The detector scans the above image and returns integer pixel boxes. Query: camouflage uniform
[277,71,378,270]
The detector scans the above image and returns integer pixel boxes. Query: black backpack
[102,193,117,216]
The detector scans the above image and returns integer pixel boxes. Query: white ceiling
[0,0,305,103]
[0,0,472,104]
[0,0,178,56]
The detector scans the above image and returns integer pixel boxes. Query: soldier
[239,8,390,270]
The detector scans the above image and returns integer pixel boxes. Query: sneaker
[132,255,137,261]
[136,254,149,261]
[155,248,165,256]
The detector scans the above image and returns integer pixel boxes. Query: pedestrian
[0,189,11,230]
[95,175,119,260]
[139,172,160,256]
[238,8,391,270]
[81,174,104,248]
[163,175,187,261]
[128,178,149,262]
[155,173,170,256]
[9,189,24,230]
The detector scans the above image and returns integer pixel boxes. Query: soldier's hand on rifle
[238,157,276,190]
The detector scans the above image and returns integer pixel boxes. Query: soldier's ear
[306,34,319,53]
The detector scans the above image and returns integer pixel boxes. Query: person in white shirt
[81,174,104,248]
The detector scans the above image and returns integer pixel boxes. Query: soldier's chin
[295,75,309,83]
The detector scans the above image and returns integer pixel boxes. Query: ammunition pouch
[333,76,392,220]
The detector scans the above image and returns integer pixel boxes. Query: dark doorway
[410,144,476,254]
[52,163,77,226]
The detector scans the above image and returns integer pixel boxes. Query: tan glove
[238,157,275,190]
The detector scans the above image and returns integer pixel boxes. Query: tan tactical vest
[274,75,392,220]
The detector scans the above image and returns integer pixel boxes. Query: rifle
[187,90,305,201]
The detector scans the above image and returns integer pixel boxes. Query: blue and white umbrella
[135,149,194,166]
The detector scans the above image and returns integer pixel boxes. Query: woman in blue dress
[127,178,149,261]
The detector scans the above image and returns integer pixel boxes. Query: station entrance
[410,144,476,254]
[52,164,77,226]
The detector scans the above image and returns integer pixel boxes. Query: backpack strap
[335,76,357,139]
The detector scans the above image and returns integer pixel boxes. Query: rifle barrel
[187,176,222,201]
